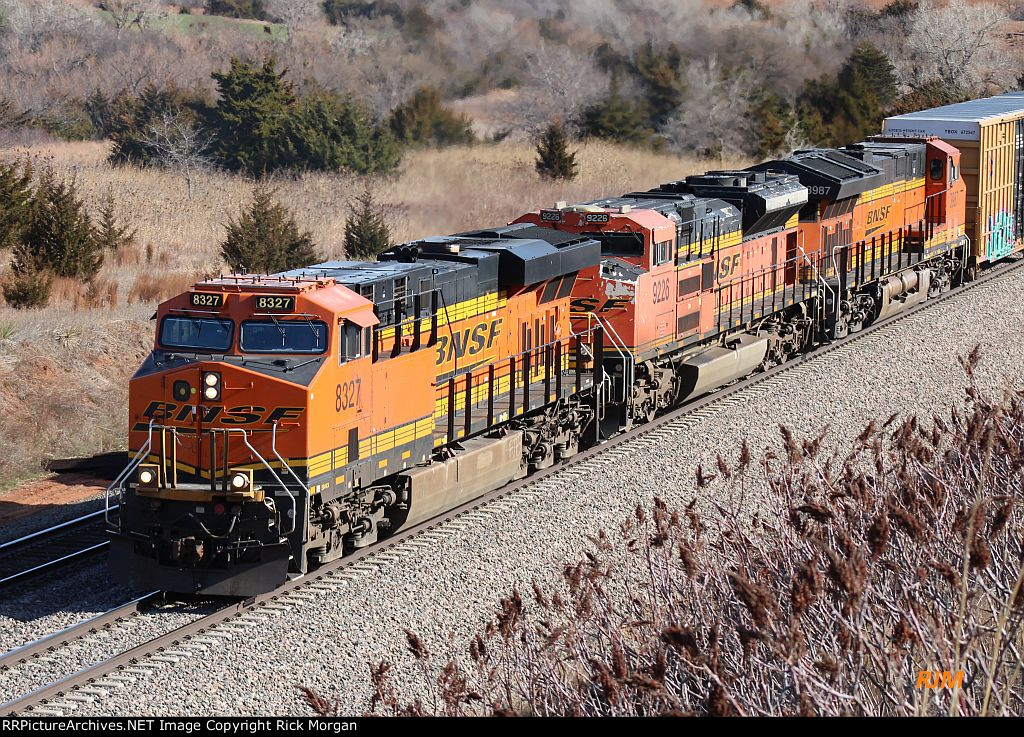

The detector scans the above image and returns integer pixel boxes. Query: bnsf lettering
[570,297,631,314]
[139,401,302,427]
[435,319,502,365]
[867,205,892,224]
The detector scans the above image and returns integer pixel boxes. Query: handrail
[270,422,310,498]
[106,420,155,529]
[220,427,298,537]
[105,420,299,537]
[585,312,633,404]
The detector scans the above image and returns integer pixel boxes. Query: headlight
[137,464,160,489]
[202,372,221,400]
[229,470,252,491]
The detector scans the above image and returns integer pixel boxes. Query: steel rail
[0,507,115,554]
[3,254,1021,716]
[0,592,162,671]
[0,507,118,590]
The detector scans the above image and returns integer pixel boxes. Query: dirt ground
[0,474,106,527]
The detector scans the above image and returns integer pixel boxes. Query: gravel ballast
[15,266,1024,716]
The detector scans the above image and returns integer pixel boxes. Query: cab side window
[652,240,672,266]
[930,158,943,181]
[340,321,367,363]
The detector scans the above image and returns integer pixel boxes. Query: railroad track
[0,508,115,590]
[2,254,1021,717]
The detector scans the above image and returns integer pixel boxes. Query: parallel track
[2,255,1021,716]
[0,508,115,590]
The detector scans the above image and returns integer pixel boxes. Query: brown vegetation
[334,351,1024,716]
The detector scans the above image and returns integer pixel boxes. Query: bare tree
[265,0,319,41]
[143,111,213,200]
[903,0,1011,96]
[100,0,159,38]
[515,42,610,135]
[663,56,756,161]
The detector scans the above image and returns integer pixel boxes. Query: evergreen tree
[630,42,686,127]
[343,189,391,261]
[207,0,266,19]
[108,84,206,167]
[845,43,898,108]
[221,188,318,273]
[207,58,298,175]
[0,158,33,252]
[796,45,896,147]
[579,78,653,146]
[535,122,578,181]
[93,191,136,253]
[388,86,476,147]
[751,94,796,158]
[2,265,52,309]
[22,170,103,281]
[282,90,401,174]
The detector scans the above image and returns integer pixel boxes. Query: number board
[584,212,610,223]
[255,295,296,312]
[189,292,224,308]
[540,210,562,222]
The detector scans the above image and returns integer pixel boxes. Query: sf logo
[717,253,741,280]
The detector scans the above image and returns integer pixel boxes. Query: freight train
[108,94,1024,596]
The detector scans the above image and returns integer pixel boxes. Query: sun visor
[344,309,378,328]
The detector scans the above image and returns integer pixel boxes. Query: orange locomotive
[513,136,967,434]
[109,230,600,595]
[110,134,970,596]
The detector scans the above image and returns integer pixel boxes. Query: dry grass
[0,138,737,488]
[2,139,742,278]
[350,352,1024,716]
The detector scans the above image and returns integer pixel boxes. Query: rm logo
[915,670,964,689]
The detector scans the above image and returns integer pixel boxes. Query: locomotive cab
[110,275,382,596]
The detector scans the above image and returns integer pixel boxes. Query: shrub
[322,0,404,28]
[0,158,33,251]
[343,188,391,261]
[349,351,1024,716]
[281,90,401,175]
[206,0,266,20]
[2,266,52,309]
[535,122,578,181]
[221,188,319,274]
[388,86,476,148]
[93,192,137,253]
[22,170,103,281]
[579,80,654,147]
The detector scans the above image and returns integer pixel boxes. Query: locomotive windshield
[240,320,328,354]
[159,316,234,352]
[583,231,645,257]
